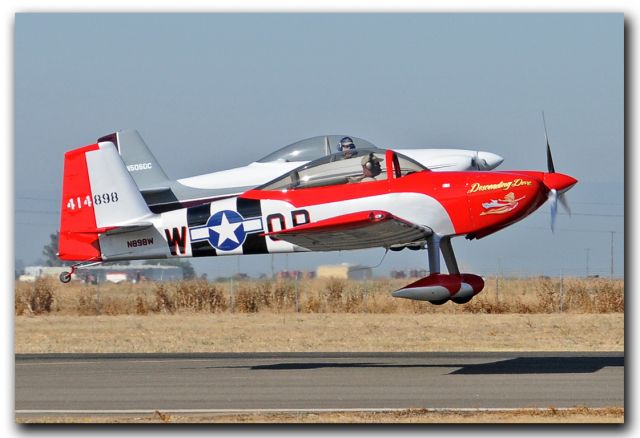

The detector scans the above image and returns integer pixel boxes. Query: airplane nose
[476,151,504,170]
[543,172,578,194]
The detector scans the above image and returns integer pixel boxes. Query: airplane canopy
[259,148,427,191]
[257,135,378,163]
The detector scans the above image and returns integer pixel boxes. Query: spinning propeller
[542,112,572,232]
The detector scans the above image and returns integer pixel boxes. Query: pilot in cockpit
[337,136,357,158]
[349,153,383,183]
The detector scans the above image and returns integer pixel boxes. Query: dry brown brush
[14,277,624,316]
[15,278,56,315]
[174,281,227,312]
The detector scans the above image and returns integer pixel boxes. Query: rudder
[58,141,155,262]
[58,144,102,261]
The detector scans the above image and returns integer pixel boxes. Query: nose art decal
[480,192,525,215]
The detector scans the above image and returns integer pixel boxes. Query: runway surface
[15,352,624,416]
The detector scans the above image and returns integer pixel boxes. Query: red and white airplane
[57,140,576,304]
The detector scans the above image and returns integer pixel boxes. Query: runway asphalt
[15,352,624,416]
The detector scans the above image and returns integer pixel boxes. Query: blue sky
[14,13,624,278]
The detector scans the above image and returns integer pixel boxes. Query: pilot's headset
[337,136,355,152]
[363,153,381,170]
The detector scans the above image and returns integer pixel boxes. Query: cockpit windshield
[257,135,378,163]
[259,149,428,191]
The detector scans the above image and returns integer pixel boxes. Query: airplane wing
[263,210,432,251]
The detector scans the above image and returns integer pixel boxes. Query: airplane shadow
[448,356,624,374]
[194,356,623,375]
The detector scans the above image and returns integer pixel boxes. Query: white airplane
[100,130,504,213]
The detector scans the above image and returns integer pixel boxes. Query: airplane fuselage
[96,170,552,262]
[57,141,577,304]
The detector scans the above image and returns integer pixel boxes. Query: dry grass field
[14,276,624,353]
[15,275,624,316]
[15,312,624,353]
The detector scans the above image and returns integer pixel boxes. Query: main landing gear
[391,234,485,304]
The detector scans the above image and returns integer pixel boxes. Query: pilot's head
[338,137,356,157]
[361,153,383,177]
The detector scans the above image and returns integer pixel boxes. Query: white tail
[59,141,158,262]
[86,142,155,228]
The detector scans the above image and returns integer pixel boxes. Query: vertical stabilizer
[59,141,155,261]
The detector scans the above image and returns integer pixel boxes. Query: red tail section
[58,144,102,261]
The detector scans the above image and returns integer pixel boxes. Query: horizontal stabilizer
[264,210,432,251]
[140,187,172,195]
[102,224,155,236]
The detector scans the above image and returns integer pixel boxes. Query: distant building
[409,269,428,278]
[390,269,428,279]
[316,263,372,280]
[105,272,128,283]
[22,266,68,282]
[21,264,183,283]
[275,270,315,280]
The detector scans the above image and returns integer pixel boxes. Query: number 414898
[66,192,119,210]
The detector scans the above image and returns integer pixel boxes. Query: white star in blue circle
[189,209,264,252]
[206,210,246,251]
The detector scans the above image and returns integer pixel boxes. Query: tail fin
[59,141,155,261]
[97,130,170,191]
